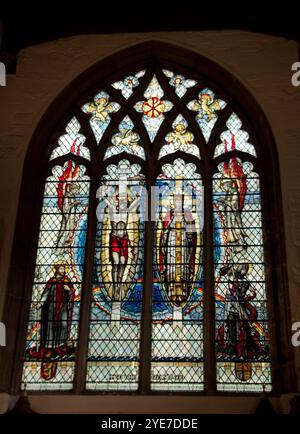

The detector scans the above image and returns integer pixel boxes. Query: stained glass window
[213,159,271,391]
[151,159,204,391]
[21,65,274,394]
[82,91,120,144]
[163,70,197,97]
[86,160,146,390]
[112,70,146,99]
[214,113,257,158]
[22,162,89,390]
[187,88,226,142]
[104,117,145,160]
[158,115,200,159]
[50,117,90,161]
[134,76,173,142]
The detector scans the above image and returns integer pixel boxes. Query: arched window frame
[0,41,295,396]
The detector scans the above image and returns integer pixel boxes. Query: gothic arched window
[4,44,293,396]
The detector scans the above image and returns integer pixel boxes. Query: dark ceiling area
[1,0,299,71]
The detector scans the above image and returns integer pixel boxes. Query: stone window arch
[1,41,294,396]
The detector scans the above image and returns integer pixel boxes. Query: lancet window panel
[86,160,146,391]
[151,159,204,392]
[213,159,271,392]
[22,162,90,390]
